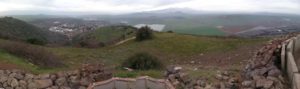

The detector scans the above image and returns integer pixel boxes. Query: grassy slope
[72,26,135,44]
[0,17,67,44]
[0,33,267,77]
[0,50,63,74]
[49,33,267,77]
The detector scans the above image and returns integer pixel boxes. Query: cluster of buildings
[47,20,109,39]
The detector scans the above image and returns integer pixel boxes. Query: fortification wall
[87,76,175,89]
[283,36,300,89]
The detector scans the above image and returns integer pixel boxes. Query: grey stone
[19,80,27,89]
[79,78,91,86]
[268,69,281,77]
[242,81,253,87]
[35,79,53,88]
[15,73,24,80]
[255,79,273,89]
[27,82,38,89]
[0,76,8,83]
[55,77,67,86]
[38,74,50,79]
[59,86,71,89]
[24,73,34,80]
[78,86,86,89]
[47,86,59,89]
[9,78,18,88]
[15,87,22,89]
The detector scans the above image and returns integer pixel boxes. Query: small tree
[136,26,153,41]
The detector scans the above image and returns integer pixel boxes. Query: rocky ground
[165,35,296,89]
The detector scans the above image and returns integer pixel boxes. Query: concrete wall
[282,37,300,89]
[87,76,175,89]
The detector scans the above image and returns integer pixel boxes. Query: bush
[0,40,65,68]
[26,38,46,45]
[136,26,153,41]
[166,30,174,33]
[122,52,163,70]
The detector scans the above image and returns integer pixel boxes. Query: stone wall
[241,35,294,89]
[241,34,300,89]
[283,36,300,89]
[0,64,112,89]
[87,76,175,89]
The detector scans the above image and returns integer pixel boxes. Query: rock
[4,87,13,89]
[46,86,59,89]
[8,73,16,78]
[190,61,195,64]
[255,79,274,89]
[15,73,24,80]
[268,69,281,77]
[223,71,229,76]
[50,74,57,80]
[56,72,66,78]
[28,82,38,89]
[35,79,53,88]
[80,78,91,86]
[78,86,86,89]
[215,74,223,80]
[0,70,4,75]
[222,76,229,80]
[174,67,182,72]
[123,67,133,72]
[24,73,34,80]
[69,76,79,84]
[55,77,67,86]
[242,81,253,87]
[9,78,18,88]
[263,80,274,89]
[15,87,22,89]
[18,80,27,89]
[38,74,50,79]
[0,76,8,83]
[59,86,71,89]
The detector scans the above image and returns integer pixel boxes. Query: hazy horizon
[0,0,300,15]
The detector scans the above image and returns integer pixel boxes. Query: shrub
[122,52,163,70]
[0,40,65,68]
[26,38,46,45]
[166,30,174,33]
[136,26,153,41]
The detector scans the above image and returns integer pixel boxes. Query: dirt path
[114,37,136,46]
[0,62,20,70]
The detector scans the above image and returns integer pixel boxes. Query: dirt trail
[0,62,20,70]
[114,37,136,46]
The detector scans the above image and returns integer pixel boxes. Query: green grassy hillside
[0,17,67,44]
[72,26,136,46]
[0,32,268,77]
[52,32,266,66]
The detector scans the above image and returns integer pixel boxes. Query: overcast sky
[0,0,299,14]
